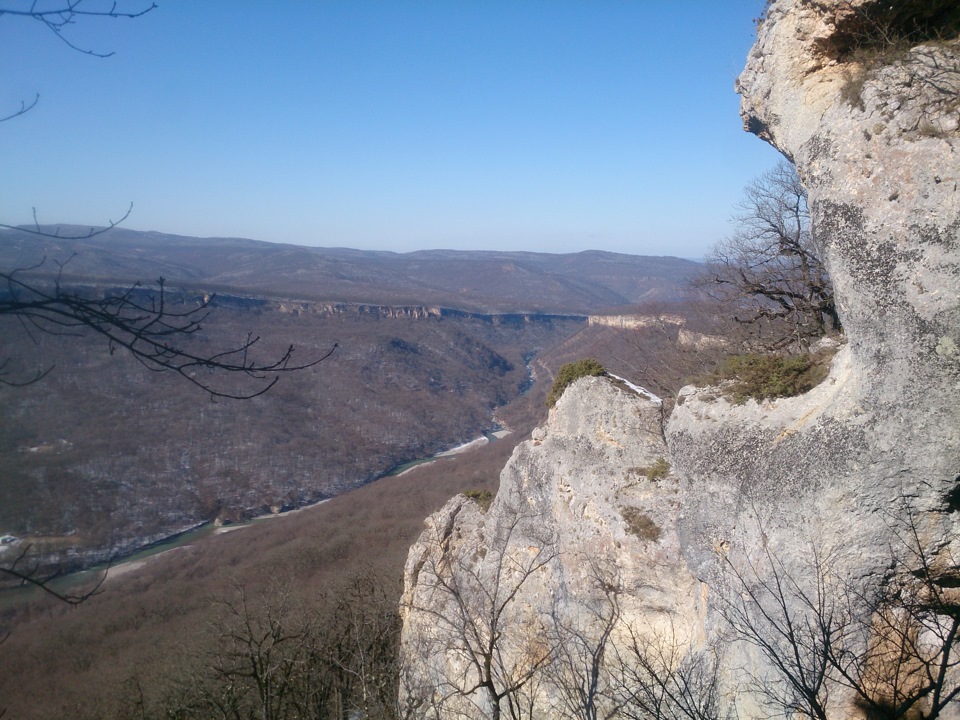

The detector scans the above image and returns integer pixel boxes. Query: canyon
[0,233,696,577]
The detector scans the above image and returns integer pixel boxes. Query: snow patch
[608,373,663,406]
[436,436,490,457]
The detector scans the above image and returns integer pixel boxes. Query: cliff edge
[400,2,960,717]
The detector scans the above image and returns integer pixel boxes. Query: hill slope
[0,227,698,313]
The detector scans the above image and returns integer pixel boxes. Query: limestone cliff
[716,0,960,578]
[400,1,960,717]
[400,377,700,717]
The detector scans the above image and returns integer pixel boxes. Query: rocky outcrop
[285,299,587,325]
[588,313,686,329]
[400,377,697,717]
[400,1,960,717]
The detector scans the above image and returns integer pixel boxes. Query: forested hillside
[0,300,580,573]
[1,230,699,574]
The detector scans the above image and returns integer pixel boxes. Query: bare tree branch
[0,94,40,123]
[1,5,327,400]
[0,543,107,605]
[0,264,337,399]
[0,1,158,58]
[0,204,134,240]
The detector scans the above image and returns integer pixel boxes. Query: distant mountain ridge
[0,226,700,313]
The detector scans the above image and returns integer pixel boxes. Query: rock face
[400,2,960,717]
[400,377,698,717]
[721,0,960,585]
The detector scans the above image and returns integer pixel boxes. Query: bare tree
[159,575,403,720]
[314,574,403,720]
[0,0,333,615]
[536,548,734,720]
[719,539,844,720]
[2,3,332,399]
[545,559,622,720]
[828,502,960,720]
[164,582,316,720]
[694,161,839,351]
[606,620,731,720]
[402,504,558,720]
[721,501,960,720]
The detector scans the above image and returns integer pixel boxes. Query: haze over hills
[0,226,700,314]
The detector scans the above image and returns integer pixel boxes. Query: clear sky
[1,1,783,258]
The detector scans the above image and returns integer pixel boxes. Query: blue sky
[1,1,782,257]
